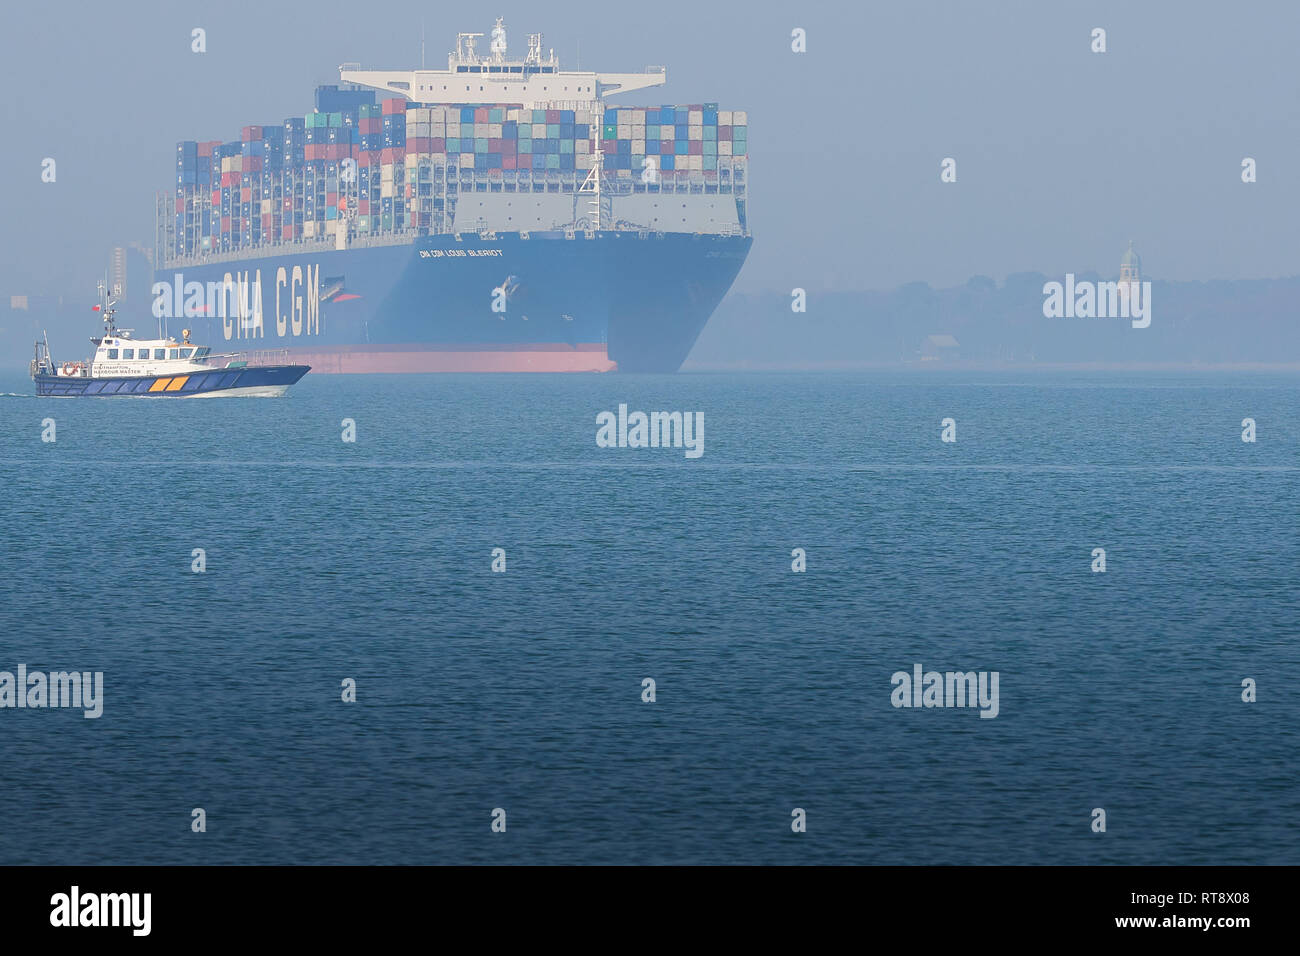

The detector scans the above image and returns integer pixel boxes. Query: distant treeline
[689,273,1300,367]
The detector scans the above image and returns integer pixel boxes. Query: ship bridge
[339,18,665,105]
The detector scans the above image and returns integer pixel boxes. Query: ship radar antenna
[490,18,507,61]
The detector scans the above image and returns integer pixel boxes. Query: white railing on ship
[201,348,293,368]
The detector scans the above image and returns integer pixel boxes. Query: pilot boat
[31,284,310,398]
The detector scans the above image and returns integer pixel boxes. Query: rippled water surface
[0,369,1297,864]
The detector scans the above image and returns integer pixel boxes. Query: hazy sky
[1,0,1297,297]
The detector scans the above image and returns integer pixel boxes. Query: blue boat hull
[34,365,310,397]
[156,231,751,372]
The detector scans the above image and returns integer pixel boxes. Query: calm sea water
[0,369,1297,865]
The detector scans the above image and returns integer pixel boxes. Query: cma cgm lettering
[151,267,322,340]
[156,20,753,372]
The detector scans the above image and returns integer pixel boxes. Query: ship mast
[578,121,603,230]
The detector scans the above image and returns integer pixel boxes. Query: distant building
[1119,239,1141,300]
[10,295,27,311]
[921,333,960,361]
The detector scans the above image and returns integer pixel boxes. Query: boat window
[122,348,134,359]
[154,349,166,359]
[180,348,194,358]
[195,348,210,358]
[107,349,119,359]
[169,349,179,359]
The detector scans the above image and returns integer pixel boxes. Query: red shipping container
[503,154,517,170]
[688,140,703,155]
[474,106,489,122]
[211,190,221,205]
[361,118,380,134]
[500,139,515,155]
[220,172,236,187]
[660,140,674,154]
[430,137,445,152]
[262,214,273,229]
[326,191,338,204]
[241,188,251,202]
[488,138,501,152]
[197,142,213,158]
[338,197,347,210]
[247,156,263,172]
[380,148,405,164]
[241,125,263,142]
[718,126,731,141]
[602,139,617,154]
[358,199,370,215]
[358,152,374,167]
[282,224,295,240]
[382,98,406,115]
[221,216,231,231]
[545,109,560,123]
[175,197,185,213]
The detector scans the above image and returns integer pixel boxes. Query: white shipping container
[687,155,703,170]
[632,110,645,124]
[733,110,747,125]
[616,109,629,124]
[576,153,592,169]
[459,154,474,168]
[719,141,732,156]
[719,110,733,125]
[660,125,674,139]
[325,220,337,234]
[381,182,394,197]
[631,124,645,138]
[303,221,316,237]
[688,125,703,140]
[688,110,702,125]
[617,124,631,139]
[575,139,589,153]
[473,123,488,137]
[488,123,502,137]
[446,123,460,138]
[532,123,546,138]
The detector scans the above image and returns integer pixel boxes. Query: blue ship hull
[34,365,309,397]
[156,231,751,372]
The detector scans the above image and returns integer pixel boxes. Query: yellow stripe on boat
[165,376,188,391]
[149,378,172,392]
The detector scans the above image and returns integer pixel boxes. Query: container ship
[157,20,751,373]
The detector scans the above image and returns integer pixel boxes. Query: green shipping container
[357,215,370,231]
[733,126,747,141]
[545,154,560,169]
[546,123,559,137]
[532,109,546,123]
[602,124,617,139]
[474,138,488,153]
[489,108,504,123]
[328,112,343,127]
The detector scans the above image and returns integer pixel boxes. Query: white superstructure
[339,18,666,106]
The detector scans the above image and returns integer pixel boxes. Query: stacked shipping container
[169,92,748,260]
